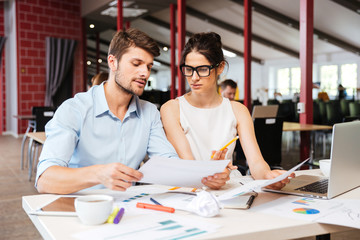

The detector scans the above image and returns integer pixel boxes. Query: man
[36,29,178,194]
[219,79,237,101]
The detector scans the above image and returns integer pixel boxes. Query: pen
[136,202,175,213]
[150,197,162,205]
[113,208,125,224]
[245,194,257,209]
[211,136,239,159]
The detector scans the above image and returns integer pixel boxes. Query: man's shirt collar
[94,83,141,119]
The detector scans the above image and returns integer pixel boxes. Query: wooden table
[283,122,333,164]
[26,131,46,144]
[283,122,333,132]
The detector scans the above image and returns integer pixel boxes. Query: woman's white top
[178,96,237,161]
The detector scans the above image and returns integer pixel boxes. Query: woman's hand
[211,148,228,160]
[263,169,295,190]
[201,171,230,190]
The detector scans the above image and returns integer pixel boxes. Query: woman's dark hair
[108,28,160,61]
[180,32,227,67]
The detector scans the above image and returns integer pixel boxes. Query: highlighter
[136,202,175,213]
[106,207,120,224]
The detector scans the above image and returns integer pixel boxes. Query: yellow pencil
[211,136,239,159]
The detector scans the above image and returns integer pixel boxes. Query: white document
[72,213,220,240]
[251,196,360,229]
[218,158,309,200]
[139,156,230,188]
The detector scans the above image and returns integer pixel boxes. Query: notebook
[252,105,279,120]
[264,120,360,199]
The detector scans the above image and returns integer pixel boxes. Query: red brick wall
[16,0,84,134]
[0,3,4,134]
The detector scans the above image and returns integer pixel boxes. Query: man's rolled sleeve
[35,158,68,186]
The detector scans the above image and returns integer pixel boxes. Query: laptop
[264,120,360,199]
[252,105,279,120]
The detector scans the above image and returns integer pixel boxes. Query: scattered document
[139,157,230,188]
[218,158,309,200]
[72,213,220,240]
[316,199,360,229]
[251,196,360,229]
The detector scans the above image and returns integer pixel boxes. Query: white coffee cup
[74,195,114,225]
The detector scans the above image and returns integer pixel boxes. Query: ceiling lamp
[222,49,237,58]
[101,7,148,18]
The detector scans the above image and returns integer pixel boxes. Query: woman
[161,32,291,190]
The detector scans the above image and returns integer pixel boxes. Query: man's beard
[114,73,145,96]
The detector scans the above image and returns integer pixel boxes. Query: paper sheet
[139,157,230,188]
[250,196,360,229]
[72,213,220,240]
[218,158,309,200]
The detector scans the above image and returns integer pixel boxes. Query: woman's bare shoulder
[160,99,179,115]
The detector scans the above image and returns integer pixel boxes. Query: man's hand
[97,163,143,191]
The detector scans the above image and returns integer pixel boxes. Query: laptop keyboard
[295,179,328,194]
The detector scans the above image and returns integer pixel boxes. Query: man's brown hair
[108,28,160,61]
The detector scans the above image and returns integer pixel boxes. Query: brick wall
[16,0,83,134]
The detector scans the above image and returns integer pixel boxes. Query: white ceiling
[84,0,360,75]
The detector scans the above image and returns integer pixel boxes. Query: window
[341,64,357,98]
[276,67,300,98]
[320,63,357,98]
[320,65,338,97]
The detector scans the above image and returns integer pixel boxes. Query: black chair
[317,100,328,125]
[278,100,295,122]
[28,106,56,181]
[343,116,360,122]
[325,100,342,125]
[233,140,247,175]
[234,117,284,174]
[32,106,57,131]
[253,117,284,169]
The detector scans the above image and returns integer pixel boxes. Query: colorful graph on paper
[293,208,320,215]
[292,198,316,206]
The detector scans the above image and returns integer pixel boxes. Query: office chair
[28,106,56,181]
[253,117,284,170]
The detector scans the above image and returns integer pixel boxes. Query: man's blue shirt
[36,83,178,187]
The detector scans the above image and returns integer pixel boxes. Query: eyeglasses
[180,64,219,77]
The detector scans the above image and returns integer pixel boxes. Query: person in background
[219,79,237,101]
[338,84,347,100]
[36,28,178,194]
[160,32,292,190]
[91,71,109,86]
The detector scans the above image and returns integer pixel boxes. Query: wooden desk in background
[283,122,333,132]
[26,131,46,144]
[283,122,333,163]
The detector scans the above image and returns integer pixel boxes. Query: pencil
[211,136,239,159]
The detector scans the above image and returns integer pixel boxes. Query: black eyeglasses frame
[180,63,220,77]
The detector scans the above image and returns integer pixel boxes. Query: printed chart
[72,214,219,240]
[293,208,320,215]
